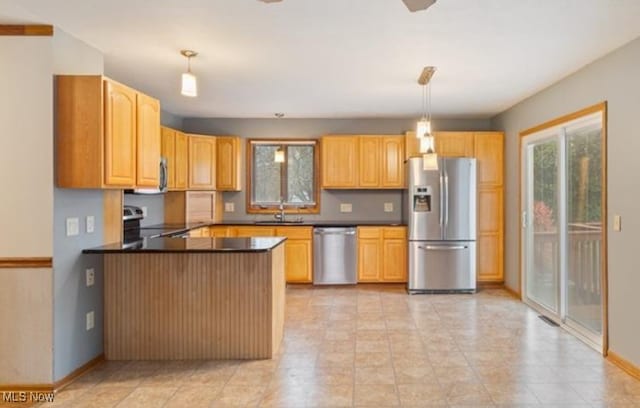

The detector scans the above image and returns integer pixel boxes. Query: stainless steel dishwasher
[313,227,357,284]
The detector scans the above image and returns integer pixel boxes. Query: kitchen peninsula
[84,237,286,360]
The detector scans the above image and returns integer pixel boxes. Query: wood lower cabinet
[188,135,217,190]
[161,127,188,191]
[357,226,407,282]
[276,227,313,283]
[216,136,242,191]
[56,75,160,189]
[321,136,359,188]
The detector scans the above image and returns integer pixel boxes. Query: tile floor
[36,285,640,407]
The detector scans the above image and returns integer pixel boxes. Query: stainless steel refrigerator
[404,157,477,293]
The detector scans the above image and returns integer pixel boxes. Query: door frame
[518,102,608,355]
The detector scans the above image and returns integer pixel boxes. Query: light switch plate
[141,206,148,217]
[613,214,622,231]
[340,203,353,213]
[86,268,95,287]
[225,202,235,212]
[384,202,394,212]
[86,216,95,233]
[86,311,94,331]
[66,217,79,237]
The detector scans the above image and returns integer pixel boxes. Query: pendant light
[274,147,285,163]
[180,50,198,97]
[416,66,438,171]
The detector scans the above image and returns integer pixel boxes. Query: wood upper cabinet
[188,135,217,190]
[405,131,474,159]
[381,136,405,188]
[357,226,407,283]
[216,136,242,191]
[161,127,188,191]
[323,135,404,189]
[433,132,475,157]
[474,132,504,186]
[161,127,176,189]
[136,93,161,187]
[175,131,188,190]
[56,75,161,189]
[359,137,381,187]
[104,79,137,187]
[321,136,359,188]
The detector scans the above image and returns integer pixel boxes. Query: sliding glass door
[521,107,605,349]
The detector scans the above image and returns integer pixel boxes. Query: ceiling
[3,0,640,119]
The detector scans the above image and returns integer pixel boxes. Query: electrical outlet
[613,214,622,231]
[86,268,95,287]
[141,206,148,217]
[86,216,95,233]
[66,217,79,237]
[384,202,394,212]
[225,202,235,212]
[86,311,94,331]
[340,203,353,213]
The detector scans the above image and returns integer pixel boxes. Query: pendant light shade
[416,117,431,138]
[423,152,439,171]
[180,50,198,97]
[274,147,285,163]
[181,72,197,97]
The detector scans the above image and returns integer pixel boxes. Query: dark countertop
[83,237,287,254]
[142,220,406,230]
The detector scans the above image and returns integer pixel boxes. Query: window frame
[246,139,320,214]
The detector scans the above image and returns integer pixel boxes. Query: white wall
[0,36,54,384]
[0,37,53,257]
[492,37,640,366]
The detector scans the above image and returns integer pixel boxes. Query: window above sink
[247,140,320,214]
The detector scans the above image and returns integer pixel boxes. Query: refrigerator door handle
[439,172,444,226]
[444,168,449,227]
[418,245,468,251]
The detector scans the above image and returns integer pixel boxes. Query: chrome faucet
[274,199,285,222]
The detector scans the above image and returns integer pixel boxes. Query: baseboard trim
[0,354,104,394]
[54,354,105,391]
[607,351,640,381]
[503,285,522,300]
[0,257,53,268]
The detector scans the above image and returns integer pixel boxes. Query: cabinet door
[208,226,230,237]
[477,187,504,282]
[382,239,407,282]
[434,132,475,157]
[474,132,504,186]
[359,136,381,187]
[175,131,188,190]
[284,240,313,283]
[136,93,161,187]
[321,136,358,188]
[104,80,136,187]
[234,227,275,237]
[216,137,241,191]
[161,127,176,190]
[381,136,405,188]
[188,135,216,190]
[358,239,381,282]
[404,131,421,160]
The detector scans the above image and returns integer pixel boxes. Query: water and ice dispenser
[412,186,432,212]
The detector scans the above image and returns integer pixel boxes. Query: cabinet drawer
[275,226,312,239]
[383,227,406,239]
[358,227,381,239]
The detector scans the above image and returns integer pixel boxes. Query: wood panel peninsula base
[85,237,285,360]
